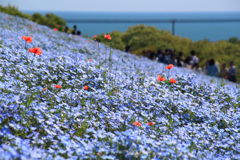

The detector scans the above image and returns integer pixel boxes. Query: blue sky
[1,0,240,12]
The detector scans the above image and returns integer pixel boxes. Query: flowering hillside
[0,13,240,160]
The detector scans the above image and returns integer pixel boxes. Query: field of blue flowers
[0,12,240,160]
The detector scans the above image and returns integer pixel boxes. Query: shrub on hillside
[0,4,66,31]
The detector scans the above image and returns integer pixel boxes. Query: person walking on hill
[228,61,237,82]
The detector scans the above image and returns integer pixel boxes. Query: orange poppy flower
[114,91,118,93]
[104,34,111,40]
[133,121,142,127]
[22,36,32,43]
[93,35,97,38]
[54,84,62,89]
[147,122,154,126]
[53,28,58,32]
[157,75,166,81]
[97,153,102,156]
[166,64,174,69]
[96,43,98,45]
[43,88,47,91]
[170,78,177,83]
[29,47,42,55]
[57,25,60,28]
[84,85,89,90]
[87,40,91,43]
[75,36,78,38]
[89,59,92,62]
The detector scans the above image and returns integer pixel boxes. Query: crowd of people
[141,49,238,83]
[61,27,238,84]
[64,25,81,35]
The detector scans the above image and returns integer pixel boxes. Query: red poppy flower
[89,59,92,62]
[87,40,91,43]
[7,16,10,19]
[54,84,62,89]
[166,64,174,69]
[43,88,47,91]
[147,122,154,126]
[10,37,13,40]
[224,76,228,79]
[133,121,142,127]
[22,36,32,43]
[93,35,97,38]
[29,47,42,55]
[97,153,102,156]
[75,36,78,38]
[84,85,89,90]
[170,78,177,83]
[104,34,111,40]
[57,25,60,28]
[96,43,98,45]
[27,25,30,28]
[53,28,58,32]
[114,91,118,93]
[35,28,38,30]
[157,75,166,81]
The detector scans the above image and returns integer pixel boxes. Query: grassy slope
[0,13,240,159]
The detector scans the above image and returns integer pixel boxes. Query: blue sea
[23,11,240,42]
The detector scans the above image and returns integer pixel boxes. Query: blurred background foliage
[0,4,66,31]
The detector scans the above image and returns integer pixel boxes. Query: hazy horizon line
[21,10,240,13]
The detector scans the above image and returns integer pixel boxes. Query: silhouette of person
[77,31,81,36]
[64,26,70,33]
[72,25,78,35]
[191,50,199,68]
[193,63,202,74]
[125,45,131,53]
[228,61,237,82]
[158,50,165,63]
[220,63,229,79]
[207,59,219,77]
[176,52,184,67]
[168,53,177,65]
